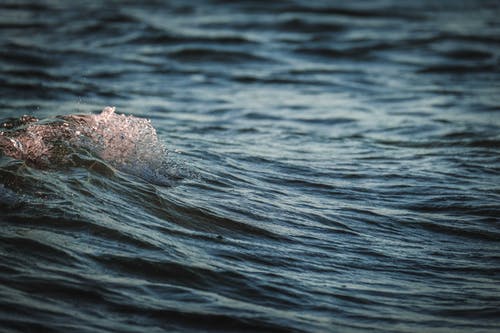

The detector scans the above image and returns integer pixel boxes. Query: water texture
[1,0,500,332]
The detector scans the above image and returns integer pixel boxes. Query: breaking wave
[0,107,188,186]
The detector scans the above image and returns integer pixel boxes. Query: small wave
[0,2,49,11]
[415,220,500,242]
[275,18,345,33]
[295,45,388,59]
[2,68,66,81]
[0,107,183,186]
[0,22,48,29]
[0,49,58,67]
[130,31,255,46]
[168,48,272,63]
[231,74,333,86]
[441,49,493,61]
[294,117,357,126]
[284,5,424,20]
[418,64,497,74]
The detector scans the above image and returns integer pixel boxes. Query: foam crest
[73,107,162,168]
[0,107,182,185]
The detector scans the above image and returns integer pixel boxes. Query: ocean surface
[1,0,500,332]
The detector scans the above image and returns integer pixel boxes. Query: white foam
[1,107,185,185]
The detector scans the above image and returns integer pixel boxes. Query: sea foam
[0,107,182,185]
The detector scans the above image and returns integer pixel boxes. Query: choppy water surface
[1,1,500,332]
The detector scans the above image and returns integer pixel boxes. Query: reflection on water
[1,0,499,332]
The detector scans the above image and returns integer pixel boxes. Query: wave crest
[0,106,183,185]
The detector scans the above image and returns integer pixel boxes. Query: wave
[128,31,255,46]
[294,45,387,60]
[0,107,184,186]
[418,64,497,74]
[167,48,273,63]
[441,49,493,61]
[0,49,58,67]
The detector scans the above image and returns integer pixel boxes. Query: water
[1,0,499,332]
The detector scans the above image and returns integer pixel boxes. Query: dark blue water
[1,1,500,332]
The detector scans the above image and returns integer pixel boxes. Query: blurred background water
[1,0,500,332]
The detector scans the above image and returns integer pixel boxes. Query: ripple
[418,64,497,74]
[441,49,493,60]
[1,1,499,332]
[168,48,273,64]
